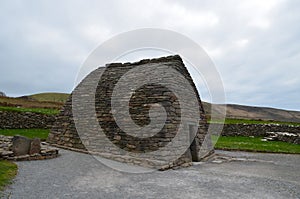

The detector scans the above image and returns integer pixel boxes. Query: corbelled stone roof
[48,55,212,170]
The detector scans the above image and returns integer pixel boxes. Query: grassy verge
[0,160,17,191]
[0,129,50,141]
[209,118,300,126]
[214,135,300,154]
[0,106,59,115]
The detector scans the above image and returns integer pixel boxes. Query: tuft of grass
[209,118,300,126]
[0,106,59,115]
[0,129,50,141]
[214,135,300,154]
[0,160,17,191]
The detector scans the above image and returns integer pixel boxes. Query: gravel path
[2,149,300,199]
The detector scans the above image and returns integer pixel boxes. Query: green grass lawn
[0,129,50,141]
[0,160,17,191]
[214,135,300,154]
[0,106,59,115]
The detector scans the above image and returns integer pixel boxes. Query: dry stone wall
[0,111,55,129]
[221,123,300,137]
[220,123,300,144]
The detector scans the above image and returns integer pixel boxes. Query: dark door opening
[189,124,199,162]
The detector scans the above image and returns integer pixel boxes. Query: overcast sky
[0,0,299,111]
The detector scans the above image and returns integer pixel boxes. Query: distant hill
[202,102,300,123]
[0,92,69,109]
[0,96,63,109]
[28,92,70,103]
[1,91,300,123]
[19,93,300,123]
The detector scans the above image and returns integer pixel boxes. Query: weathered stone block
[29,138,41,155]
[12,136,31,156]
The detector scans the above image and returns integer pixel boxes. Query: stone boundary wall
[0,111,56,129]
[221,123,300,137]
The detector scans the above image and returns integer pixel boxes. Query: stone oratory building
[48,55,213,170]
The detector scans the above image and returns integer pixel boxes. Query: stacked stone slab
[48,55,212,169]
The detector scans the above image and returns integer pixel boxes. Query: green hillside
[29,92,70,103]
[0,96,63,109]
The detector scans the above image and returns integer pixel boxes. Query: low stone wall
[264,132,300,144]
[221,123,300,137]
[0,111,56,129]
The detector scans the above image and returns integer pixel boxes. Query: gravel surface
[2,149,300,199]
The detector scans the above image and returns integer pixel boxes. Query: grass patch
[214,135,300,154]
[0,129,50,141]
[209,118,300,126]
[0,106,59,115]
[0,160,17,191]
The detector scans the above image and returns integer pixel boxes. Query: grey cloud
[0,0,299,111]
